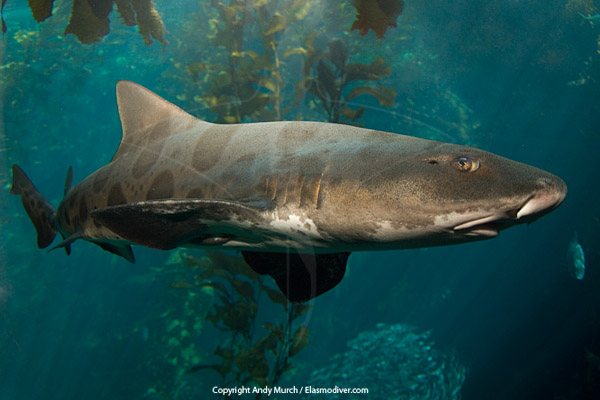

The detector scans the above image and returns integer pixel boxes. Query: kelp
[121,249,307,398]
[182,251,311,394]
[1,0,7,33]
[128,0,167,45]
[302,38,396,123]
[1,0,166,45]
[186,0,267,123]
[351,0,404,38]
[184,2,396,125]
[27,0,54,22]
[64,0,110,44]
[186,0,310,123]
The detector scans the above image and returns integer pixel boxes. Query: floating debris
[305,323,466,400]
[568,233,586,280]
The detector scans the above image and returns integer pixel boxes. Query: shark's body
[11,81,567,302]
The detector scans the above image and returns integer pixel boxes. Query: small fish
[568,233,586,280]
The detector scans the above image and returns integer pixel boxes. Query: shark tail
[10,164,57,248]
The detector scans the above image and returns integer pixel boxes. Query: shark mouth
[452,189,566,238]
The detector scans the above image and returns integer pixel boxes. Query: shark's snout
[516,176,567,220]
[452,175,566,238]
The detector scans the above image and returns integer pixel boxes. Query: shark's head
[339,139,567,248]
[391,141,566,243]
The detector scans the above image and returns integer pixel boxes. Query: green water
[1,1,599,399]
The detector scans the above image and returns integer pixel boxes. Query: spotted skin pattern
[11,81,567,301]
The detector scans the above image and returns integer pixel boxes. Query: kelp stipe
[186,0,311,123]
[182,251,311,398]
[301,38,396,124]
[184,1,397,125]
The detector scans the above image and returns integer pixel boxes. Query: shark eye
[453,156,480,172]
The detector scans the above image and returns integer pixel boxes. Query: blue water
[1,0,599,399]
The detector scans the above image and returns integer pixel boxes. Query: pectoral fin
[49,233,85,255]
[94,242,135,263]
[242,251,350,302]
[90,199,268,250]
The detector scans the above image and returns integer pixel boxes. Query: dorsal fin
[112,81,210,161]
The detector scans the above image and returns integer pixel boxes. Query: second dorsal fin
[64,166,73,196]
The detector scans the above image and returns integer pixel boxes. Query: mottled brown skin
[11,81,568,301]
[52,82,566,253]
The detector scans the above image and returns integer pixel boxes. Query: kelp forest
[2,0,600,399]
[0,0,413,397]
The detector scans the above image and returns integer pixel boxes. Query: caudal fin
[10,165,57,248]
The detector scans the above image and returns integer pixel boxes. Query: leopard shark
[11,81,567,302]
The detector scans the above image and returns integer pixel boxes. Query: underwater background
[1,0,600,399]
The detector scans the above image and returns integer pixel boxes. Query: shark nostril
[506,208,519,219]
[536,176,568,196]
[535,177,553,190]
